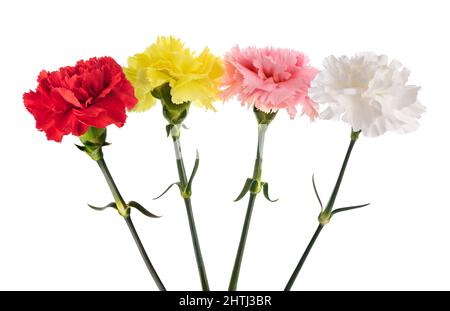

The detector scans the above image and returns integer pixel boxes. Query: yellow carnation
[124,36,224,112]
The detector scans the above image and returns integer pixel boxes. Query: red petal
[49,89,71,112]
[71,119,89,137]
[53,88,83,109]
[117,79,138,110]
[44,120,65,142]
[97,71,122,100]
[24,91,53,130]
[75,95,127,128]
[82,68,104,98]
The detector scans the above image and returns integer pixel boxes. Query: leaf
[185,150,200,196]
[88,202,117,211]
[153,182,181,200]
[332,203,371,215]
[234,178,253,202]
[312,174,323,211]
[128,201,160,218]
[262,182,278,202]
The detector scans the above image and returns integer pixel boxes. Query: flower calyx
[254,106,277,125]
[152,83,191,127]
[76,127,110,161]
[351,129,361,141]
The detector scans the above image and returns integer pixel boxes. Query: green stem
[97,158,127,215]
[96,158,166,291]
[324,131,359,214]
[228,193,257,291]
[124,216,166,291]
[172,136,210,291]
[228,124,267,291]
[284,224,324,291]
[284,130,359,290]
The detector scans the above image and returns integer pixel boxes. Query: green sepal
[80,127,107,145]
[84,146,104,162]
[153,83,191,126]
[75,144,86,151]
[166,124,174,137]
[153,182,182,200]
[77,127,109,161]
[128,201,161,218]
[234,178,253,202]
[261,182,278,202]
[253,106,277,125]
[88,202,117,211]
[351,129,361,141]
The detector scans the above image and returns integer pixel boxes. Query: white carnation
[309,53,425,137]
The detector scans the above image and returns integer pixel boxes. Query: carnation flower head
[309,53,425,137]
[24,56,137,142]
[221,46,319,119]
[124,36,224,112]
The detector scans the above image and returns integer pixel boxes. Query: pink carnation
[221,46,319,119]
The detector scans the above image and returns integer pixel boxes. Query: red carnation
[24,56,137,142]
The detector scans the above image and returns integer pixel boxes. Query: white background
[0,0,448,290]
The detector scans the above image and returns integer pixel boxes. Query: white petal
[311,53,423,137]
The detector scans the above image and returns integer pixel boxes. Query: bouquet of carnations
[24,36,424,291]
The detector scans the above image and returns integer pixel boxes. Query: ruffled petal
[221,46,318,119]
[124,36,223,111]
[24,56,137,141]
[310,53,424,137]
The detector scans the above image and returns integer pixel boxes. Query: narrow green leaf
[128,201,161,218]
[332,203,370,215]
[234,178,253,202]
[262,182,278,202]
[153,182,181,200]
[185,150,200,196]
[312,174,323,211]
[88,202,117,211]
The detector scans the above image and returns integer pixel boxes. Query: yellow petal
[171,79,216,111]
[124,36,224,113]
[131,89,157,112]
